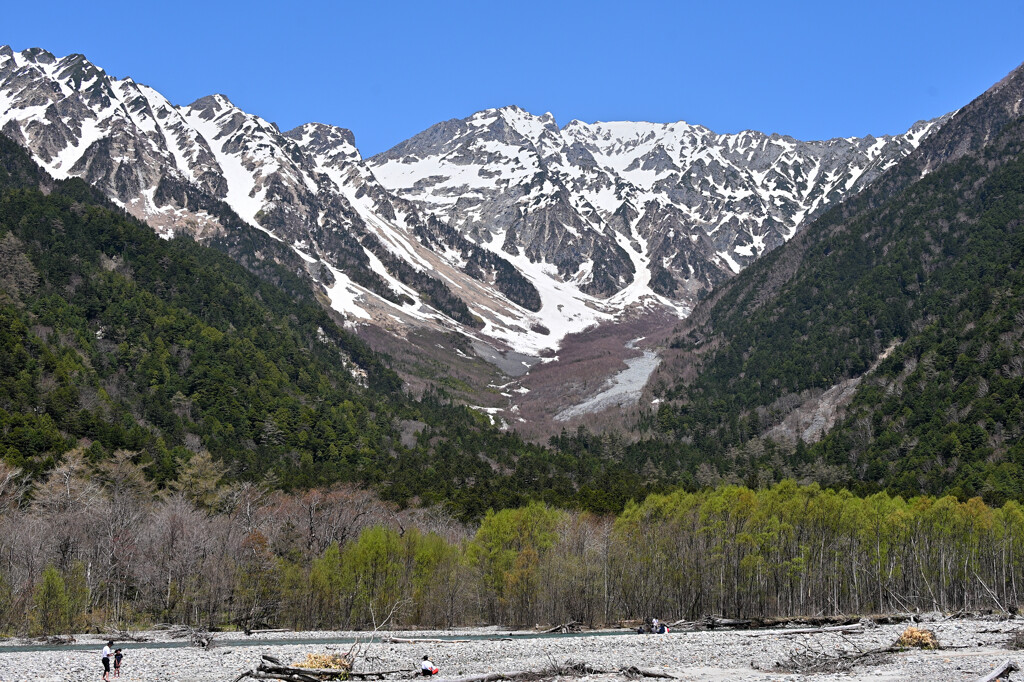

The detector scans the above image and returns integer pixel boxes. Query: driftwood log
[429,671,534,682]
[668,613,922,632]
[429,663,675,682]
[747,624,863,637]
[165,624,215,648]
[666,616,750,630]
[348,670,415,680]
[539,620,581,634]
[381,636,471,644]
[974,659,1019,682]
[233,655,353,682]
[36,635,74,645]
[105,625,150,643]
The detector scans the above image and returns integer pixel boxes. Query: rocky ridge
[0,47,549,354]
[370,106,944,309]
[0,45,946,362]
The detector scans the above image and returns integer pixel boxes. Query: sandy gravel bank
[0,620,1021,681]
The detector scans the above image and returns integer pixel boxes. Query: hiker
[101,640,113,681]
[421,655,439,676]
[113,648,124,677]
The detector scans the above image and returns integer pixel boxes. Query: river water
[0,629,635,654]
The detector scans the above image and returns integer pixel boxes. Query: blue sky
[4,0,1023,156]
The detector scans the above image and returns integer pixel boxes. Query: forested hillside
[0,134,644,519]
[650,62,1024,503]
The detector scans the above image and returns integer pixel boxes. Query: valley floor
[0,619,1021,681]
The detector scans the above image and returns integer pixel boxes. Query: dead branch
[974,659,1019,682]
[346,598,409,662]
[773,644,899,675]
[975,571,1010,615]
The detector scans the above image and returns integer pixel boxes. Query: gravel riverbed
[1,620,1022,681]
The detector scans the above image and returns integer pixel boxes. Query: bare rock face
[0,47,532,340]
[370,106,945,306]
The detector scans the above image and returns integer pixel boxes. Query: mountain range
[0,46,943,394]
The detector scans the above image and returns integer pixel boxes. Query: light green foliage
[469,502,563,624]
[31,566,71,635]
[171,450,226,510]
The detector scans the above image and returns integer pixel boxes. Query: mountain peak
[284,122,358,155]
[20,47,56,64]
[188,93,236,113]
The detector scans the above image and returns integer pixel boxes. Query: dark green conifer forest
[0,134,640,520]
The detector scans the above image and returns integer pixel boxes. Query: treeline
[4,465,1024,634]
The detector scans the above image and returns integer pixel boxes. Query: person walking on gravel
[101,641,113,681]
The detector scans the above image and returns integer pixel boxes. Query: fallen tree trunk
[233,655,352,682]
[704,616,752,629]
[429,671,534,682]
[348,670,415,679]
[234,667,321,679]
[974,659,1018,682]
[539,620,580,634]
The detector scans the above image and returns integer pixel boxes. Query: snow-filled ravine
[554,338,660,422]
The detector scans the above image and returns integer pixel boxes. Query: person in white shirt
[101,641,114,681]
[421,655,439,676]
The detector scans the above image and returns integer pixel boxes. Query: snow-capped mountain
[370,106,944,307]
[0,45,945,366]
[0,46,558,354]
